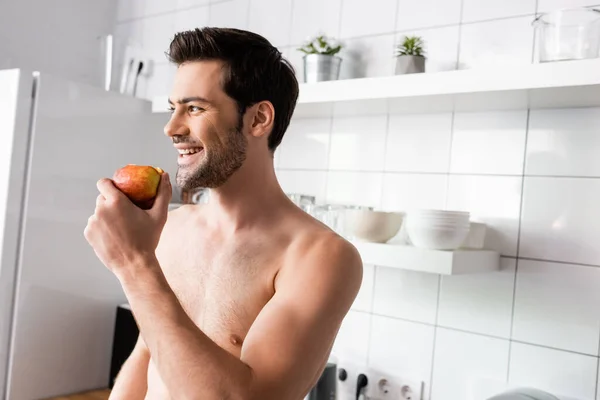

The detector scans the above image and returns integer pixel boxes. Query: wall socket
[364,368,424,400]
[333,361,424,400]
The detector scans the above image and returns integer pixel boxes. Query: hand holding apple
[84,166,172,276]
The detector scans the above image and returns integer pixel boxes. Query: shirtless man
[84,28,363,400]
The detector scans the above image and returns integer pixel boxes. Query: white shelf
[352,241,500,275]
[152,59,600,117]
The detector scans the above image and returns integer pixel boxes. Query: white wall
[112,1,600,399]
[0,0,117,87]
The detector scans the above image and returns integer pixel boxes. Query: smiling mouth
[177,147,203,155]
[176,147,204,165]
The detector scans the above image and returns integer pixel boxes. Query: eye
[189,105,205,113]
[167,106,175,113]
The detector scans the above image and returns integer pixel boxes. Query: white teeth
[177,148,202,155]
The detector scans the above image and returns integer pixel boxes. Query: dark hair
[166,27,299,152]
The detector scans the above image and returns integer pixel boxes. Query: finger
[96,194,105,207]
[149,172,172,220]
[96,178,124,202]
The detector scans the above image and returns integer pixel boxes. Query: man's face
[165,60,247,190]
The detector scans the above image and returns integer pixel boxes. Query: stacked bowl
[406,209,471,250]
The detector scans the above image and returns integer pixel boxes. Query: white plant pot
[303,54,342,83]
[395,55,426,75]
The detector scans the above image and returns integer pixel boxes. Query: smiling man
[84,28,362,400]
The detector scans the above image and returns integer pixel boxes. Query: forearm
[109,345,149,400]
[118,255,254,400]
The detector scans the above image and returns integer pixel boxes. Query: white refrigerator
[0,68,174,400]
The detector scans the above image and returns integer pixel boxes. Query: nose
[164,112,189,138]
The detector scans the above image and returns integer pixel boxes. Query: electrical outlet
[364,368,424,400]
[335,360,369,400]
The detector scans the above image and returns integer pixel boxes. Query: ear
[248,101,275,139]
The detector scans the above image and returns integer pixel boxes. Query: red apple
[112,164,164,209]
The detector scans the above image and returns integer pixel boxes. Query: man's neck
[205,154,291,231]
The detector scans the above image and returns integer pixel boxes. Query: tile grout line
[353,309,600,359]
[273,13,539,49]
[378,113,392,209]
[444,111,456,210]
[428,274,444,399]
[287,0,295,51]
[245,0,252,30]
[336,0,344,39]
[507,106,530,383]
[322,115,335,202]
[276,167,600,181]
[364,265,378,367]
[115,1,229,24]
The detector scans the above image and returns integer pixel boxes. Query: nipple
[230,334,243,346]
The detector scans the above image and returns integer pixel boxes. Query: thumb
[149,172,172,221]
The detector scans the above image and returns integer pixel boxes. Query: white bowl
[345,210,403,243]
[406,223,470,250]
[410,209,470,217]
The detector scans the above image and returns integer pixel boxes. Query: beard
[175,123,247,190]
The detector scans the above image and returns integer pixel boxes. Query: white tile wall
[447,175,522,256]
[142,14,176,63]
[520,177,600,266]
[509,343,598,400]
[368,316,435,393]
[438,258,515,338]
[352,264,375,313]
[290,0,342,46]
[278,118,331,170]
[144,63,177,100]
[450,111,527,175]
[396,0,462,31]
[174,5,210,32]
[276,170,328,203]
[461,0,536,23]
[209,0,250,30]
[373,267,439,324]
[329,115,388,171]
[381,173,447,212]
[178,0,211,11]
[537,0,600,13]
[386,113,452,173]
[338,34,396,79]
[431,328,510,400]
[513,260,600,355]
[325,171,383,208]
[113,2,600,398]
[116,2,146,22]
[286,47,306,83]
[339,0,397,38]
[248,0,292,47]
[527,108,600,177]
[459,17,534,69]
[145,0,179,17]
[332,311,371,366]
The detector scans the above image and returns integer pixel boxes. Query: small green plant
[396,35,425,57]
[298,35,342,56]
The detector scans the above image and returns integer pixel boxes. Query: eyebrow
[168,96,212,105]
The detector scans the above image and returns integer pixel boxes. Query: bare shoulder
[278,214,363,308]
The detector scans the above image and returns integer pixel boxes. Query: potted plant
[395,35,426,74]
[298,34,343,83]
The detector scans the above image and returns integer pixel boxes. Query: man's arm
[121,235,362,400]
[109,335,150,400]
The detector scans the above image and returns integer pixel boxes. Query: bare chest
[157,238,277,354]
